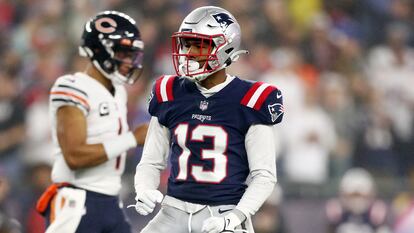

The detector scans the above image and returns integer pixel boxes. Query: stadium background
[0,0,414,232]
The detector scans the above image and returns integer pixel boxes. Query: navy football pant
[45,187,131,233]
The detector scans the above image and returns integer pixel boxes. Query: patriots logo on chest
[212,13,234,30]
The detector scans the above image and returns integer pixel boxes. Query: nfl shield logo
[199,100,209,111]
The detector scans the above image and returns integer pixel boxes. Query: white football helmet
[339,168,376,214]
[339,168,375,196]
[172,6,248,82]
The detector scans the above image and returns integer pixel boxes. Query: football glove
[201,210,247,233]
[132,190,163,216]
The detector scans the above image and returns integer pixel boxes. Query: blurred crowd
[1,0,414,232]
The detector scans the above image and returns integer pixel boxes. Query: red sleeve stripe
[50,91,90,109]
[240,82,263,106]
[253,85,276,110]
[166,75,175,101]
[155,75,175,102]
[155,76,164,103]
[241,82,276,110]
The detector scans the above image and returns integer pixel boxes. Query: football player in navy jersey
[132,6,284,233]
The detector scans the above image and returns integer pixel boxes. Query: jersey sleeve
[241,82,284,125]
[49,75,90,116]
[147,75,176,126]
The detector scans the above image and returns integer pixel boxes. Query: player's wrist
[225,209,246,228]
[125,131,139,147]
[103,132,137,159]
[233,207,249,222]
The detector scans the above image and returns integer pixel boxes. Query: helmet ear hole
[225,48,234,54]
[224,58,232,66]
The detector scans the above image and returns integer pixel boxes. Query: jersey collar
[195,74,235,98]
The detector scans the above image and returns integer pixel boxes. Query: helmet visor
[113,47,144,84]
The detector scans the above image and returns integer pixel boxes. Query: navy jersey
[148,75,284,205]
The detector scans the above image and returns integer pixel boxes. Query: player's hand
[133,190,163,215]
[133,123,148,146]
[201,211,245,233]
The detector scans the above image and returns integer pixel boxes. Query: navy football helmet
[79,11,144,84]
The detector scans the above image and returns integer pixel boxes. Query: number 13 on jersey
[174,124,228,183]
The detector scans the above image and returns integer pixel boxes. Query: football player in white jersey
[132,6,284,233]
[36,11,147,233]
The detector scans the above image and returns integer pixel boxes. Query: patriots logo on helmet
[212,13,234,30]
[268,103,284,122]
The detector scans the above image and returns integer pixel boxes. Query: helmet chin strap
[179,50,249,82]
[92,60,128,85]
[179,60,200,74]
[178,60,209,82]
[111,71,129,85]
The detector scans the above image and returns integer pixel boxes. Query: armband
[102,132,137,159]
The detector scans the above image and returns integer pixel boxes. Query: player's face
[341,192,372,214]
[182,38,213,67]
[114,50,135,75]
[113,49,143,78]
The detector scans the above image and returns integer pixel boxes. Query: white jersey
[49,72,129,195]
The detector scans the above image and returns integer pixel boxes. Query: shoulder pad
[241,81,284,124]
[154,75,177,103]
[50,74,90,114]
[241,82,277,110]
[52,75,88,96]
